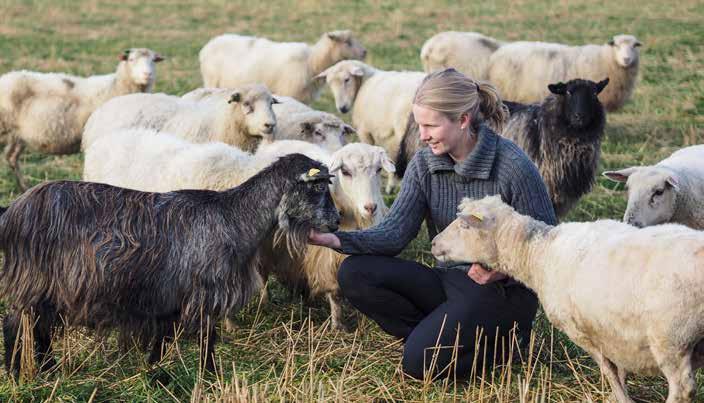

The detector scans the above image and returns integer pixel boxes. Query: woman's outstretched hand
[308,229,341,249]
[468,263,507,285]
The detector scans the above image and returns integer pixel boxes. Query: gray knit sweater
[335,125,557,271]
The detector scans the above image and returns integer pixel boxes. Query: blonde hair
[413,68,508,132]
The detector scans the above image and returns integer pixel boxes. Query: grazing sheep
[84,131,392,330]
[2,154,340,378]
[432,195,704,403]
[199,31,367,103]
[488,34,641,111]
[420,31,503,79]
[501,78,609,218]
[603,145,704,230]
[317,60,425,192]
[0,48,163,190]
[81,84,277,152]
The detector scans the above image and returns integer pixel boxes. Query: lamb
[420,31,503,79]
[432,195,704,403]
[603,145,704,230]
[316,60,425,192]
[81,84,277,152]
[488,34,641,111]
[184,89,351,152]
[501,78,609,218]
[1,154,340,378]
[0,48,164,190]
[199,31,367,103]
[83,131,393,330]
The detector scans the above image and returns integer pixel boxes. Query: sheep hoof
[149,367,172,386]
[332,319,356,333]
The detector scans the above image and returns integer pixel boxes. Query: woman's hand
[308,229,341,249]
[468,263,507,285]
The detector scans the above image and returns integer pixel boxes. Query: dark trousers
[337,255,538,380]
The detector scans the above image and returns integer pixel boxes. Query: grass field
[0,0,703,401]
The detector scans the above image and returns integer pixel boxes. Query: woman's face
[412,104,469,156]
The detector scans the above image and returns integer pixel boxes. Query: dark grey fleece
[335,124,557,272]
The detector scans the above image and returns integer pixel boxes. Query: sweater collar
[426,125,498,179]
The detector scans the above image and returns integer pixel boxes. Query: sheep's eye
[344,77,351,83]
[341,167,351,177]
[314,130,324,137]
[243,102,251,108]
[315,183,327,192]
[653,189,664,197]
[376,167,382,174]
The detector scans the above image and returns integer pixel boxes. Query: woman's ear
[459,113,471,130]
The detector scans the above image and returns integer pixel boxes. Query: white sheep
[603,145,704,230]
[199,31,367,103]
[183,90,352,152]
[488,34,641,111]
[84,131,394,331]
[432,195,704,403]
[0,48,163,190]
[316,60,422,192]
[420,31,503,79]
[81,84,277,152]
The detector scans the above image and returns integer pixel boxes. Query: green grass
[0,0,703,401]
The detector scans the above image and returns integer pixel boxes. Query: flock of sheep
[0,26,702,402]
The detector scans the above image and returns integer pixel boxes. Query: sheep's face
[228,85,279,141]
[328,144,394,228]
[281,162,340,234]
[432,196,507,268]
[317,61,366,114]
[297,115,352,152]
[548,79,608,129]
[603,167,678,228]
[120,48,164,88]
[325,30,367,61]
[609,35,641,68]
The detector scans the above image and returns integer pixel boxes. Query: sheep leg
[592,351,634,403]
[34,302,57,373]
[651,347,696,403]
[147,323,176,365]
[5,137,27,191]
[327,291,352,332]
[3,310,21,379]
[198,322,217,373]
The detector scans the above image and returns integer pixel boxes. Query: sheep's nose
[339,105,349,114]
[263,123,275,133]
[361,49,368,59]
[364,203,377,215]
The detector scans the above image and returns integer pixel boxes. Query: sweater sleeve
[499,144,558,226]
[334,155,428,256]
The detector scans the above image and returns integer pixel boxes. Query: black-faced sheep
[501,78,608,218]
[1,154,340,377]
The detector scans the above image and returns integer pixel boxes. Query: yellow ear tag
[470,213,484,221]
[307,168,321,178]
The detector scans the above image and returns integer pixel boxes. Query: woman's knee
[337,255,376,298]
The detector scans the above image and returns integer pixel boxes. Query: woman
[309,68,557,380]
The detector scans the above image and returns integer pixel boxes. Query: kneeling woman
[310,69,557,380]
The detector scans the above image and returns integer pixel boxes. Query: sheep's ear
[153,53,165,63]
[350,66,365,77]
[327,156,342,173]
[326,31,348,42]
[228,92,241,104]
[666,175,680,191]
[547,82,567,95]
[342,124,357,136]
[608,39,616,46]
[271,97,281,104]
[314,67,332,82]
[603,167,638,183]
[459,212,489,229]
[377,149,396,174]
[298,168,334,182]
[595,78,609,94]
[300,122,314,134]
[119,49,131,61]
